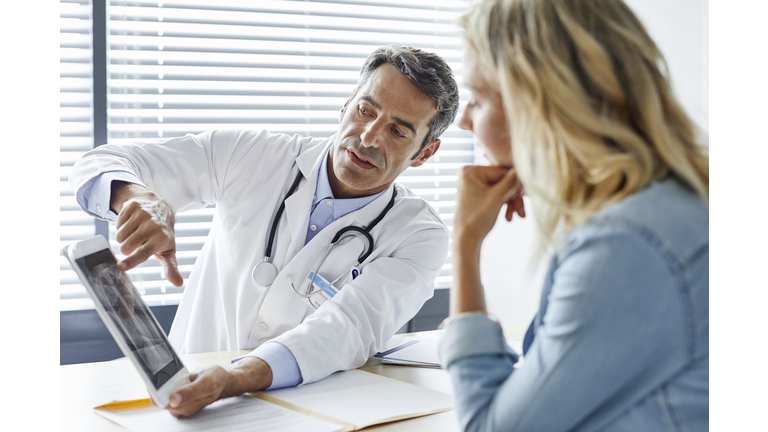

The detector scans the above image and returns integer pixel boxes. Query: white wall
[480,0,709,326]
[626,0,709,133]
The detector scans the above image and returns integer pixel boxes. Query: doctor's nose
[360,120,384,148]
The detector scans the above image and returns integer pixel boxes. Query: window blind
[60,0,97,311]
[61,0,474,310]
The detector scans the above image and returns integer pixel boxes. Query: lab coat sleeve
[271,224,450,384]
[69,130,307,213]
[76,171,145,220]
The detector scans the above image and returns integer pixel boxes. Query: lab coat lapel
[283,139,331,262]
[344,184,396,234]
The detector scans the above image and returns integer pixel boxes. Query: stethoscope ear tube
[365,188,397,233]
[252,170,303,287]
[264,172,304,259]
[328,189,397,265]
[331,226,374,264]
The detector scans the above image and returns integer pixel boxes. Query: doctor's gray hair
[352,45,460,160]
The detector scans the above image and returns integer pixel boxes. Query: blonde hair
[460,0,709,251]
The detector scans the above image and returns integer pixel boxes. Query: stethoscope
[252,171,397,300]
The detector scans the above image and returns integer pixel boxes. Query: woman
[439,0,709,431]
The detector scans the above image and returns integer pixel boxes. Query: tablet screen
[75,249,184,390]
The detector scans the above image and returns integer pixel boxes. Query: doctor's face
[328,64,440,199]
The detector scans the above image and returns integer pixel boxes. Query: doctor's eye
[359,107,370,116]
[392,128,405,138]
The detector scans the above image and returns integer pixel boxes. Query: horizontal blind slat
[108,5,464,30]
[120,0,471,12]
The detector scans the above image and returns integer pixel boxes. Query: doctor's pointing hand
[111,182,183,287]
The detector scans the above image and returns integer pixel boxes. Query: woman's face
[458,53,513,167]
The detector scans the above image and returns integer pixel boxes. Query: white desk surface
[61,324,526,432]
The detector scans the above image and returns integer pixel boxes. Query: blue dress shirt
[304,150,384,244]
[75,148,383,389]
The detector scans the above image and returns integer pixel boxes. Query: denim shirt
[439,178,709,431]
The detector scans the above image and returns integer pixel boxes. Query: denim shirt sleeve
[438,226,687,432]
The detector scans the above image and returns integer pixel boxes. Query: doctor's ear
[339,93,355,122]
[410,139,441,168]
[339,99,351,123]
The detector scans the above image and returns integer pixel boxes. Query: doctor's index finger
[117,243,157,271]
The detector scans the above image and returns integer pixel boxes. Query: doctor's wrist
[224,356,274,396]
[110,181,153,214]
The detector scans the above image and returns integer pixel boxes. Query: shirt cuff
[438,313,518,369]
[78,171,144,220]
[235,342,303,390]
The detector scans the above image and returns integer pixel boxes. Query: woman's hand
[449,165,525,315]
[453,165,525,247]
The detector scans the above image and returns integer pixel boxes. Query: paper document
[262,369,453,429]
[95,369,452,431]
[96,395,344,432]
[377,336,525,368]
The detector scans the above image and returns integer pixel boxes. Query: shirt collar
[314,148,385,219]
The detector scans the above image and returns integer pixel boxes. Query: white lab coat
[70,130,449,384]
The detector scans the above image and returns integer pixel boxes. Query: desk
[61,324,526,431]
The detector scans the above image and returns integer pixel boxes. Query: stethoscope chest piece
[252,260,279,287]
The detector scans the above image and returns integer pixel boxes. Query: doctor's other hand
[453,165,525,246]
[167,357,274,418]
[110,181,184,287]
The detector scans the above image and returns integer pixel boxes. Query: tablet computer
[62,235,190,408]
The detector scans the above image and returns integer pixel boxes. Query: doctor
[70,45,460,417]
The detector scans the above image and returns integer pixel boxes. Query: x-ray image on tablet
[63,235,190,407]
[83,258,176,378]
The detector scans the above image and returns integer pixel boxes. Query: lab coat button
[310,224,317,231]
[258,322,269,332]
[97,205,102,213]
